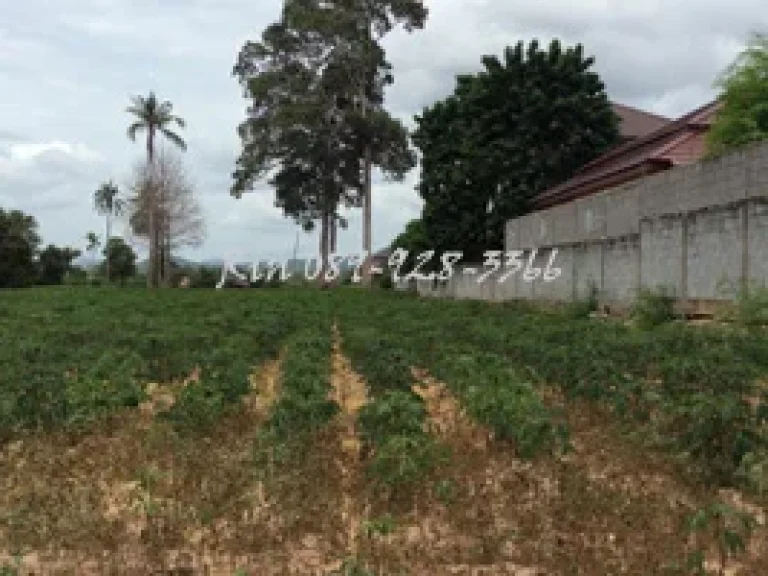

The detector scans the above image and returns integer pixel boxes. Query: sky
[1,0,766,264]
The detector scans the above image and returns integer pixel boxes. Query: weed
[631,287,677,329]
[685,501,757,576]
[736,286,768,327]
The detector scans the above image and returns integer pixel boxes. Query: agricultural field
[1,286,768,575]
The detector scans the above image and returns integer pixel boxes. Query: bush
[63,268,89,286]
[377,272,394,290]
[736,287,768,327]
[630,287,677,329]
[564,281,599,319]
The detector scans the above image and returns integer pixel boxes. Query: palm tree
[85,232,100,283]
[93,181,124,283]
[126,92,186,287]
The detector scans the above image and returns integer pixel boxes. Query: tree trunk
[319,210,330,288]
[147,129,157,288]
[361,147,372,286]
[163,225,171,287]
[360,9,373,287]
[105,213,111,283]
[330,214,338,254]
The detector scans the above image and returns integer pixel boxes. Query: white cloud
[5,141,102,164]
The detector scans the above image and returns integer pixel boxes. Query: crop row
[336,291,768,489]
[261,328,337,451]
[341,325,445,491]
[0,288,328,440]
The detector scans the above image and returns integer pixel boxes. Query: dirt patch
[244,351,283,417]
[0,354,325,574]
[411,366,490,451]
[330,324,369,558]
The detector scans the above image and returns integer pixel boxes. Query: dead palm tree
[126,92,186,287]
[93,181,125,283]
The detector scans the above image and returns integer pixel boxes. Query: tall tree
[93,180,124,283]
[390,218,429,276]
[99,237,137,284]
[126,92,186,288]
[0,208,40,288]
[128,150,205,283]
[37,245,81,285]
[85,232,100,282]
[231,0,425,283]
[707,32,768,156]
[413,39,620,263]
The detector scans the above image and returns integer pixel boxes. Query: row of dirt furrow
[3,326,766,575]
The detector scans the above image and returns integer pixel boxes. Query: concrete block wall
[414,140,768,307]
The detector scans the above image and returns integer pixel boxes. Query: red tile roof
[534,99,721,210]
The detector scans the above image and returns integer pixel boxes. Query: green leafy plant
[368,434,448,491]
[685,501,757,576]
[362,514,397,538]
[736,286,768,327]
[631,287,677,329]
[358,390,426,449]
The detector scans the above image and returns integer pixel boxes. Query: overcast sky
[1,0,765,264]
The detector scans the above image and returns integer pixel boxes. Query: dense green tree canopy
[389,218,429,274]
[231,0,425,263]
[413,39,620,262]
[0,208,41,288]
[99,237,137,284]
[707,33,768,156]
[37,245,81,285]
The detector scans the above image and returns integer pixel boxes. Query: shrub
[630,287,677,329]
[736,286,768,327]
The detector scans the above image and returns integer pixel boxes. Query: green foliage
[36,244,81,285]
[736,448,768,497]
[192,266,221,288]
[65,373,144,428]
[342,329,415,395]
[0,557,20,576]
[327,557,377,576]
[564,281,599,319]
[63,267,89,286]
[161,377,229,434]
[707,33,768,156]
[0,208,40,288]
[367,434,448,490]
[232,0,426,258]
[631,287,677,329]
[666,392,760,483]
[0,288,308,440]
[736,286,768,327]
[435,351,568,458]
[99,237,137,283]
[390,219,430,275]
[263,329,337,450]
[358,390,426,448]
[413,39,620,261]
[377,272,394,291]
[334,289,768,491]
[684,501,757,575]
[361,514,397,538]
